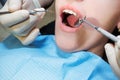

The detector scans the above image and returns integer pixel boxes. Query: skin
[55,0,120,57]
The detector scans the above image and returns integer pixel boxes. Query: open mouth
[61,9,80,28]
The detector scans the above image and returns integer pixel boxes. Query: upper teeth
[63,10,77,16]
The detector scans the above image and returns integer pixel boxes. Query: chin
[57,44,77,52]
[55,37,82,52]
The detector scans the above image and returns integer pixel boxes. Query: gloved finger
[8,0,22,11]
[9,15,38,36]
[0,10,29,28]
[115,40,120,68]
[9,11,45,36]
[14,28,40,45]
[104,43,120,77]
[116,35,120,49]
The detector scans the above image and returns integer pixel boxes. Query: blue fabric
[0,35,118,80]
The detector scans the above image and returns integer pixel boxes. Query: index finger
[0,10,29,28]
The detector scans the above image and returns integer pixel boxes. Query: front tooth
[63,10,77,16]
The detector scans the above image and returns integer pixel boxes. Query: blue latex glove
[0,35,118,80]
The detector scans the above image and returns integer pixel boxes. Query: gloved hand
[0,0,53,45]
[104,36,120,78]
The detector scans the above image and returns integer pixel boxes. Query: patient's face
[55,0,120,55]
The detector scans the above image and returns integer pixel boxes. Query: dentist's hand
[0,0,53,45]
[105,36,120,78]
[0,9,44,45]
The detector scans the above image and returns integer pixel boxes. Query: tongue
[67,15,78,27]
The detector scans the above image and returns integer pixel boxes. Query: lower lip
[60,21,79,32]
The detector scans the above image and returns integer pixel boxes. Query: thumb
[104,43,120,77]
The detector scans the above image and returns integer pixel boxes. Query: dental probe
[0,8,47,15]
[75,17,118,42]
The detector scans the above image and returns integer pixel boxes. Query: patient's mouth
[62,10,80,28]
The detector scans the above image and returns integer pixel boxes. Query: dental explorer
[0,8,47,15]
[75,17,118,42]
